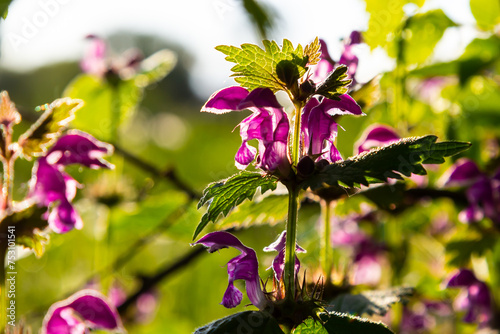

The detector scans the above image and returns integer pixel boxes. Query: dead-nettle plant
[0,91,116,331]
[190,36,470,333]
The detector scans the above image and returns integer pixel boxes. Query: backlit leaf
[194,171,278,239]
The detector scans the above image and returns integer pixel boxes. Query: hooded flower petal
[263,231,306,281]
[46,131,114,169]
[201,86,250,114]
[443,159,484,187]
[192,231,267,309]
[31,159,83,234]
[235,88,290,173]
[41,289,123,334]
[302,96,362,163]
[356,124,400,154]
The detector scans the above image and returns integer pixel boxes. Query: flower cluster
[29,130,113,233]
[201,38,364,176]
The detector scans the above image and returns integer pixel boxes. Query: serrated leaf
[64,74,141,141]
[304,37,322,66]
[216,194,289,230]
[194,311,284,334]
[0,91,21,127]
[315,65,352,100]
[216,39,309,91]
[194,172,278,239]
[18,98,84,159]
[446,236,497,267]
[135,49,177,87]
[301,136,470,191]
[293,318,328,334]
[328,287,414,317]
[323,312,394,334]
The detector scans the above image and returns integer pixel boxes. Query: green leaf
[216,39,309,92]
[362,0,406,50]
[410,35,500,84]
[329,287,414,317]
[135,49,177,87]
[194,172,278,239]
[216,194,289,230]
[64,74,141,141]
[403,9,456,65]
[301,136,471,191]
[446,235,497,267]
[194,311,284,334]
[1,204,50,257]
[323,312,394,334]
[18,98,84,159]
[315,65,352,100]
[293,318,328,334]
[470,0,500,30]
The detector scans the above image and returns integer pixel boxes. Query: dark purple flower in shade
[30,131,113,233]
[41,289,124,334]
[446,269,493,326]
[301,95,363,162]
[355,124,400,154]
[192,231,267,310]
[400,301,452,333]
[263,231,306,281]
[443,159,500,225]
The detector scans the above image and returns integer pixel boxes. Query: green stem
[291,101,304,167]
[284,183,300,299]
[320,200,332,283]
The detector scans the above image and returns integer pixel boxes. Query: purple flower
[30,131,113,233]
[443,159,500,225]
[446,269,493,325]
[301,95,363,162]
[309,33,362,85]
[203,87,290,174]
[263,231,306,281]
[41,289,124,334]
[400,301,451,333]
[355,124,400,154]
[81,35,143,79]
[192,231,267,309]
[81,35,107,77]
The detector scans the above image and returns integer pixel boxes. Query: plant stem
[320,200,332,283]
[284,183,300,299]
[291,101,304,167]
